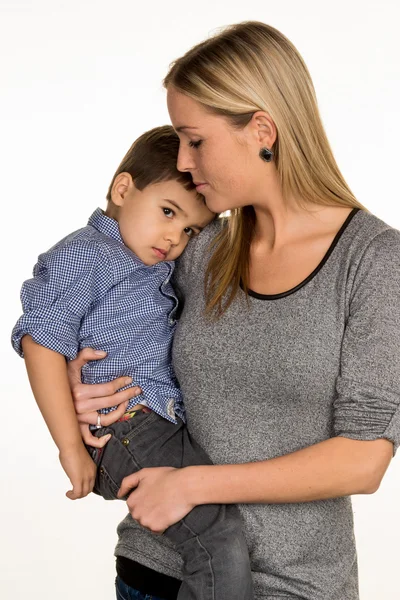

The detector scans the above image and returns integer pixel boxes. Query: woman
[70,21,400,600]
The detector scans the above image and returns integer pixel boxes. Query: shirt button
[169,317,175,325]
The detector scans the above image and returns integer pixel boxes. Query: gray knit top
[115,209,400,600]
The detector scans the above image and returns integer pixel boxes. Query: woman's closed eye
[189,140,202,149]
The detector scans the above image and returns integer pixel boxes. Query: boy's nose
[164,228,182,246]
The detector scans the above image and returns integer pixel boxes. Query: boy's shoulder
[43,223,136,269]
[47,224,112,253]
[35,226,108,274]
[36,218,155,289]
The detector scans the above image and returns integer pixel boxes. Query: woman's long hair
[164,21,365,318]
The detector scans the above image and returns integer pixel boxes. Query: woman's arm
[118,435,393,533]
[183,436,393,505]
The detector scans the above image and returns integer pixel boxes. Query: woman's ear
[111,172,135,207]
[248,111,277,151]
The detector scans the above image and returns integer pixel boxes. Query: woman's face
[167,87,263,214]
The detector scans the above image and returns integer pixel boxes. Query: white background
[1,1,399,598]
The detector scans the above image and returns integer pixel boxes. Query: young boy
[12,126,254,600]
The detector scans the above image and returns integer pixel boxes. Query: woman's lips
[195,183,208,191]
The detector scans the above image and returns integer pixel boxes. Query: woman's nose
[177,144,196,172]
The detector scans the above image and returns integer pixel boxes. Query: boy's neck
[105,202,120,221]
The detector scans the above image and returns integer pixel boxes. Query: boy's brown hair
[106,125,197,202]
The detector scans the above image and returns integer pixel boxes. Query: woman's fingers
[76,406,126,426]
[73,381,141,414]
[74,376,133,403]
[80,424,111,448]
[77,410,102,426]
[67,348,107,386]
[96,401,129,425]
[77,400,146,428]
[67,348,142,414]
[118,472,140,498]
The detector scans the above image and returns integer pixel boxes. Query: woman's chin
[204,192,231,215]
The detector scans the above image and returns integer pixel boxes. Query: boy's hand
[59,444,97,500]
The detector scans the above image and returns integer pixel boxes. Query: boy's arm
[22,335,97,499]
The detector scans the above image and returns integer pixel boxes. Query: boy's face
[111,175,215,265]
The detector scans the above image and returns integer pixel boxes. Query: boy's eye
[163,207,174,218]
[184,227,195,237]
[189,140,202,149]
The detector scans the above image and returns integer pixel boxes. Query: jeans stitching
[177,518,216,600]
[98,465,120,496]
[124,410,159,441]
[96,427,144,495]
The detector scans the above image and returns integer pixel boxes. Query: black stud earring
[259,147,274,162]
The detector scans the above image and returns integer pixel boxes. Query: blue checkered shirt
[12,208,184,423]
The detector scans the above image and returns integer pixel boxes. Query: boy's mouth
[152,247,168,259]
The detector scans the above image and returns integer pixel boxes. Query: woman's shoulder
[175,217,224,282]
[341,209,400,297]
[191,217,225,252]
[342,208,400,262]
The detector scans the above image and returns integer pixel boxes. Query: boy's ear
[111,172,135,207]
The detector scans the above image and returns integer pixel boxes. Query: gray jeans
[87,409,254,600]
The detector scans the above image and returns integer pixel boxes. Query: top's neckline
[246,208,361,301]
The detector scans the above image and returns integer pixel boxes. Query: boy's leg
[86,408,157,500]
[163,424,254,600]
[88,411,253,600]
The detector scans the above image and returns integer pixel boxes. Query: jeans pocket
[91,429,143,501]
[94,463,120,500]
[85,443,118,500]
[87,411,170,501]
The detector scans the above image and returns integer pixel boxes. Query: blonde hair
[164,21,365,318]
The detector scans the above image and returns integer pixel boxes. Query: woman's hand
[67,348,142,447]
[118,467,195,534]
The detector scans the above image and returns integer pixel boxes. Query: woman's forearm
[184,436,393,505]
[22,335,84,452]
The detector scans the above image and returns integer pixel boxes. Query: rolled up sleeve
[12,240,112,360]
[334,229,400,454]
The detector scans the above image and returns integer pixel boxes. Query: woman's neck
[249,170,349,251]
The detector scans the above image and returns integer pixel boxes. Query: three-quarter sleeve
[12,240,112,360]
[334,228,400,454]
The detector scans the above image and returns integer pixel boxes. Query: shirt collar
[87,208,175,271]
[88,208,125,244]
